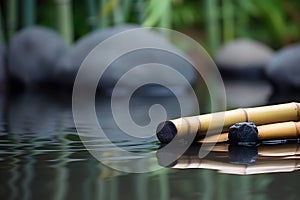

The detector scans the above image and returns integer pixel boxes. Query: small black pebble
[228,122,258,146]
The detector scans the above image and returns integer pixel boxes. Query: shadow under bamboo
[157,102,300,143]
[198,121,300,144]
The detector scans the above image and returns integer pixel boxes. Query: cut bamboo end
[156,102,300,143]
[198,121,300,144]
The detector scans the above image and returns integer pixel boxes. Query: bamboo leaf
[143,0,172,27]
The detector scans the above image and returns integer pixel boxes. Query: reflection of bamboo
[136,174,148,200]
[8,146,21,200]
[172,157,300,175]
[202,143,300,159]
[198,121,300,143]
[157,102,300,143]
[157,143,300,175]
[258,144,300,157]
[53,135,71,200]
[158,169,170,200]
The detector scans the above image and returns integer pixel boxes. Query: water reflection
[0,89,200,199]
[157,142,300,175]
[2,80,300,199]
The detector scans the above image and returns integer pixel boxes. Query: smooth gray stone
[216,39,273,68]
[7,26,67,87]
[265,44,300,89]
[56,24,196,94]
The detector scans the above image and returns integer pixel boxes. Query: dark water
[1,81,300,200]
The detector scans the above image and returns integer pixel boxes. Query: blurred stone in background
[265,44,300,91]
[215,39,274,80]
[56,24,196,95]
[7,26,68,89]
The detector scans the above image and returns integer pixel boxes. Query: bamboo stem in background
[7,0,18,40]
[222,0,234,42]
[22,0,36,27]
[87,0,98,31]
[158,0,171,28]
[198,121,300,143]
[99,0,110,28]
[0,6,5,45]
[157,102,300,143]
[236,0,250,38]
[204,0,220,56]
[55,0,74,45]
[112,0,124,25]
[122,0,132,23]
[133,0,145,24]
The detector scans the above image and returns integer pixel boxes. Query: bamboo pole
[7,0,18,40]
[87,0,98,31]
[222,0,235,42]
[157,102,300,143]
[0,6,5,45]
[205,0,220,56]
[99,0,110,28]
[55,0,74,45]
[198,121,300,143]
[22,0,36,27]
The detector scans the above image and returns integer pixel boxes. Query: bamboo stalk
[222,0,234,41]
[55,0,74,45]
[157,102,300,143]
[22,0,36,27]
[99,0,110,28]
[133,0,143,24]
[87,0,98,31]
[204,0,220,56]
[112,0,124,25]
[198,121,300,143]
[7,0,18,40]
[0,6,5,45]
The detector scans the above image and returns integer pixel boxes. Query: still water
[1,80,300,200]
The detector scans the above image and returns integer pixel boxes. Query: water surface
[1,81,300,200]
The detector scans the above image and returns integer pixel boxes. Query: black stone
[228,122,258,146]
[156,121,177,143]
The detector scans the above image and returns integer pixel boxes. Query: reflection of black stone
[228,122,258,146]
[228,145,258,165]
[156,149,178,167]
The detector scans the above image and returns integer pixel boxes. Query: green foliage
[0,0,300,51]
[141,0,300,52]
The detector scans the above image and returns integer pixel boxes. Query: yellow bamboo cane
[157,102,300,143]
[198,121,300,143]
